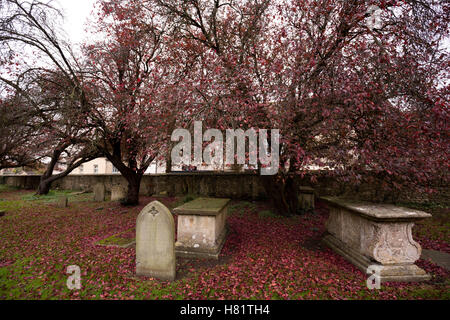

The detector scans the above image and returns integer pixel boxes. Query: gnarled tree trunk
[261,173,299,216]
[37,145,99,195]
[122,172,142,206]
[37,177,52,195]
[36,145,66,195]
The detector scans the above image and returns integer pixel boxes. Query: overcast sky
[56,0,96,45]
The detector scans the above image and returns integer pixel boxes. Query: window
[79,165,84,173]
[112,166,119,173]
[94,165,99,174]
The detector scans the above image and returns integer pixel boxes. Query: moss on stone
[96,228,135,247]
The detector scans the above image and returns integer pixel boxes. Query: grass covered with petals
[0,187,448,300]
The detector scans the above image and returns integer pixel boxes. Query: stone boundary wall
[0,173,266,199]
[0,172,448,203]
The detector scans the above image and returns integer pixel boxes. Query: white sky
[55,0,96,46]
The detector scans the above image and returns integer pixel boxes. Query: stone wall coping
[0,172,260,177]
[173,197,231,216]
[320,196,432,221]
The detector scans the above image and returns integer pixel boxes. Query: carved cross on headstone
[149,206,159,217]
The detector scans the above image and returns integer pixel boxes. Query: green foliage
[171,194,199,209]
[0,185,19,192]
[21,190,74,202]
[0,200,25,212]
[398,201,448,212]
[229,201,257,217]
[230,201,256,211]
[97,236,134,247]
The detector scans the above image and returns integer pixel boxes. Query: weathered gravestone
[56,196,68,208]
[111,185,127,201]
[298,186,315,210]
[93,183,105,202]
[136,201,176,281]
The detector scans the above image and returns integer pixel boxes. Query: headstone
[56,196,68,208]
[136,201,176,281]
[111,185,127,201]
[298,186,315,210]
[93,183,105,202]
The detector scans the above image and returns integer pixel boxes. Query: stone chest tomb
[321,197,432,282]
[173,197,230,260]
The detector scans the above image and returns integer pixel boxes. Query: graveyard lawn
[0,187,448,300]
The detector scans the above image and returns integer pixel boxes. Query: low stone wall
[0,173,267,199]
[0,175,41,190]
[1,172,448,203]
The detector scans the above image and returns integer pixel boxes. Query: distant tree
[0,93,45,170]
[32,72,101,195]
[0,0,99,194]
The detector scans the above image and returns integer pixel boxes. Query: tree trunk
[36,150,95,196]
[36,150,62,195]
[165,144,173,173]
[166,156,172,173]
[165,118,177,173]
[37,177,52,195]
[36,165,82,196]
[123,173,142,206]
[261,174,299,216]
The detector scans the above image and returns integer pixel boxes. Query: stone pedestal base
[323,234,431,283]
